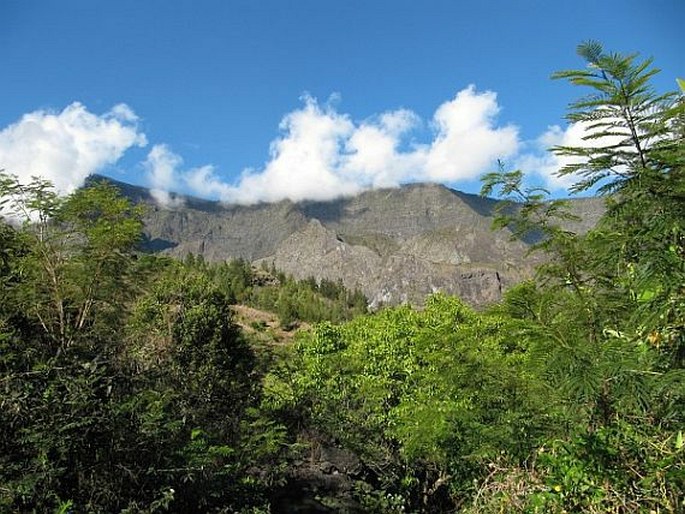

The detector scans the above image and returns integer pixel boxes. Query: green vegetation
[264,294,550,511]
[1,42,683,512]
[181,255,368,327]
[266,41,685,512]
[0,178,286,512]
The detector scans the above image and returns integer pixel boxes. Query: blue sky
[1,0,682,204]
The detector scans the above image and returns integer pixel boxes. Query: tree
[0,173,144,348]
[125,266,278,512]
[264,294,548,511]
[0,177,281,512]
[551,42,685,368]
[127,265,255,433]
[551,40,681,194]
[476,43,685,512]
[0,175,150,511]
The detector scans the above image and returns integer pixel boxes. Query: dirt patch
[232,304,309,345]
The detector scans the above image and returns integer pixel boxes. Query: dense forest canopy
[1,42,683,513]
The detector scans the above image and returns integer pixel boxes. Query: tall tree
[477,42,685,513]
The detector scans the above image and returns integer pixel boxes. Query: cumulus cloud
[2,93,633,209]
[516,123,587,190]
[154,86,521,204]
[424,86,519,181]
[227,95,361,203]
[0,102,147,195]
[184,165,234,199]
[344,109,423,188]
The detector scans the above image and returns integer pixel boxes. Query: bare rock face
[143,200,309,261]
[257,200,535,307]
[255,219,381,294]
[249,184,559,307]
[103,176,603,307]
[260,225,512,307]
[371,254,506,308]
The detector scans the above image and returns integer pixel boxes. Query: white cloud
[184,165,234,200]
[2,93,638,208]
[144,144,185,207]
[0,102,147,195]
[516,124,584,190]
[228,94,361,203]
[344,109,422,188]
[154,86,521,204]
[143,144,233,207]
[424,86,519,181]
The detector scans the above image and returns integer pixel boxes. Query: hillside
[94,176,604,307]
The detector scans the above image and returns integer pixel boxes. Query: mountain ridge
[91,175,604,306]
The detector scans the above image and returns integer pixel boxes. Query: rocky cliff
[98,177,604,307]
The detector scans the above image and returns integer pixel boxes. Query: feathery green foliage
[473,42,685,512]
[551,40,681,194]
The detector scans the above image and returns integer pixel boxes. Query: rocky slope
[98,177,604,307]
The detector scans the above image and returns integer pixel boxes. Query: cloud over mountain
[0,89,591,207]
[151,86,521,204]
[0,102,146,194]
